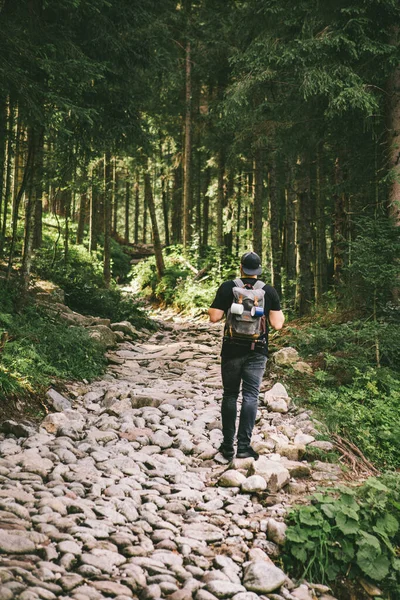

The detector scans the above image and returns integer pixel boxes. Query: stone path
[0,317,341,600]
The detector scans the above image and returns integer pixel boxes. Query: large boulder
[243,561,287,593]
[263,383,290,413]
[111,321,140,337]
[87,325,117,348]
[273,347,299,366]
[46,388,71,412]
[219,470,247,488]
[249,457,290,492]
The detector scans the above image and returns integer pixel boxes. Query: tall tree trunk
[10,126,34,279]
[142,177,147,244]
[77,192,87,244]
[216,149,225,247]
[32,129,44,249]
[134,172,140,244]
[89,164,97,252]
[202,166,211,247]
[64,189,71,263]
[11,107,22,221]
[284,168,297,300]
[388,27,400,226]
[160,141,170,247]
[236,172,242,256]
[183,39,192,247]
[171,161,182,244]
[195,146,201,239]
[314,143,327,305]
[269,157,282,297]
[333,157,346,291]
[20,130,37,295]
[295,161,314,315]
[144,170,164,279]
[103,152,112,287]
[0,97,7,233]
[112,157,118,235]
[0,99,14,258]
[124,176,130,243]
[224,170,234,253]
[253,148,264,257]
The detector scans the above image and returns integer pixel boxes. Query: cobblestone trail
[0,318,340,600]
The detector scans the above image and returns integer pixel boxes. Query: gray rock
[243,561,286,593]
[0,532,36,553]
[111,321,139,337]
[206,581,246,598]
[266,397,289,414]
[87,325,117,348]
[267,519,287,546]
[59,573,84,591]
[308,441,334,452]
[273,347,299,366]
[241,475,267,493]
[219,470,247,488]
[0,420,34,437]
[150,430,173,449]
[46,388,72,411]
[91,581,133,597]
[291,584,314,600]
[249,457,290,492]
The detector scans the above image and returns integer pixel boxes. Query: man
[208,251,284,461]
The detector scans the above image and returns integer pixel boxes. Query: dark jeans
[221,352,267,450]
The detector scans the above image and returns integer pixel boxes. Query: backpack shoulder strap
[233,278,244,288]
[253,280,266,290]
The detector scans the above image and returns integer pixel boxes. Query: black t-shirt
[210,278,281,358]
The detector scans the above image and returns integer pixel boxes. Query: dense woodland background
[0,0,399,315]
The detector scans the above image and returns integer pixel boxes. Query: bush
[284,474,400,597]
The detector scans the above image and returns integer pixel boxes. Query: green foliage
[284,474,400,595]
[0,284,106,401]
[308,369,400,470]
[131,245,242,312]
[345,217,400,312]
[288,319,400,374]
[33,234,153,329]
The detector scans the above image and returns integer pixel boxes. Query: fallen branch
[331,433,379,478]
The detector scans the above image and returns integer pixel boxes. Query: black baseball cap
[241,251,262,276]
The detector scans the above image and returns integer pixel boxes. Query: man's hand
[208,308,224,323]
[269,310,285,330]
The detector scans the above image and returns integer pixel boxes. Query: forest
[0,0,400,597]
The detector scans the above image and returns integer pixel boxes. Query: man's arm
[269,310,285,330]
[208,308,224,323]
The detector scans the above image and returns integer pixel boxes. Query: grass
[0,282,107,416]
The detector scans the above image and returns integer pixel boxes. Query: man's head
[240,251,262,277]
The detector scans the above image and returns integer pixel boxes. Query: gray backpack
[225,279,266,340]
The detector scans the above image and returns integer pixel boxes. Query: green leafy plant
[284,474,400,595]
[307,369,400,470]
[0,284,106,401]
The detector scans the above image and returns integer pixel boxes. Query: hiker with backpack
[208,251,285,461]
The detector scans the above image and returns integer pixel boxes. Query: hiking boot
[236,446,259,460]
[218,443,234,461]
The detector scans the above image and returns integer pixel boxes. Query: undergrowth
[0,283,106,403]
[33,228,154,329]
[131,244,238,312]
[284,474,400,598]
[281,316,400,471]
